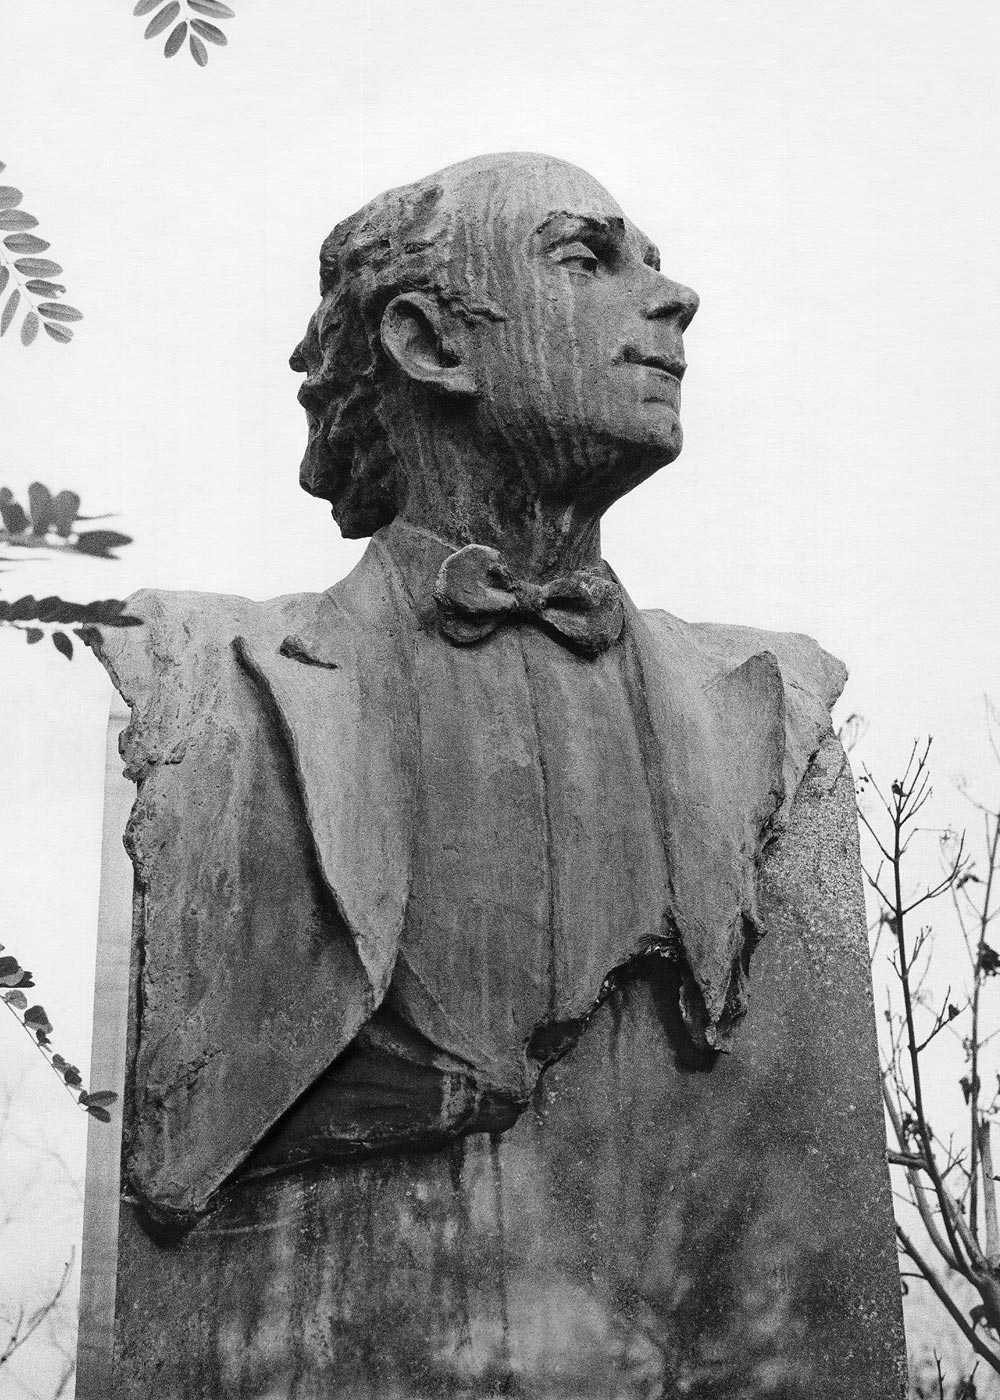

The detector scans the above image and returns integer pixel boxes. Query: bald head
[291,153,697,537]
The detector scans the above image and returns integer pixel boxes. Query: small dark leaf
[1,288,20,337]
[0,266,8,295]
[63,1065,82,1087]
[4,234,50,254]
[14,257,62,277]
[979,944,1000,976]
[0,955,22,980]
[74,530,133,557]
[133,0,163,11]
[79,598,128,622]
[0,187,23,208]
[25,280,65,297]
[3,989,27,1009]
[87,1105,112,1123]
[948,1002,960,1021]
[51,630,73,660]
[145,3,181,39]
[0,210,38,232]
[4,595,39,620]
[190,17,227,43]
[20,596,66,622]
[20,311,38,346]
[51,490,81,536]
[164,20,187,56]
[51,1054,67,1070]
[23,1004,52,1032]
[27,482,55,533]
[43,323,73,344]
[189,33,209,66]
[24,628,42,643]
[14,971,34,988]
[37,303,82,323]
[85,1090,119,1107]
[0,489,29,533]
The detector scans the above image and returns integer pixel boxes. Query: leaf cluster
[134,0,234,66]
[0,596,140,660]
[0,480,137,657]
[0,942,117,1123]
[0,481,132,557]
[0,162,81,346]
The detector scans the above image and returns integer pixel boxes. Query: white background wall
[1,2,998,1393]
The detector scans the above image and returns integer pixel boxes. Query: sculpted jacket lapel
[622,595,787,1049]
[243,543,789,1059]
[236,536,418,1003]
[90,561,420,1226]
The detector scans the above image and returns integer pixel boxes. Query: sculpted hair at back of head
[290,173,504,539]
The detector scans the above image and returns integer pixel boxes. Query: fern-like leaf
[132,0,235,65]
[0,163,81,348]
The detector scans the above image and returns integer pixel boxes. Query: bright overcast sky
[1,1,999,1388]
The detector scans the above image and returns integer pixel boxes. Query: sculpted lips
[619,346,686,383]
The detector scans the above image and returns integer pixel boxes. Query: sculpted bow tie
[433,544,625,656]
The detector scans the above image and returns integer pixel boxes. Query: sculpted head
[291,153,699,542]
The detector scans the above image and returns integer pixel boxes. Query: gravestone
[77,152,907,1398]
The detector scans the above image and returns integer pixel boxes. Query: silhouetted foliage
[0,164,81,346]
[0,481,138,658]
[132,0,235,65]
[1,944,118,1121]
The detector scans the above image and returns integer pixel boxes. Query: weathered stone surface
[79,152,906,1394]
[91,737,905,1398]
[87,531,843,1227]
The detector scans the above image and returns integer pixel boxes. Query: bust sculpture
[82,153,906,1398]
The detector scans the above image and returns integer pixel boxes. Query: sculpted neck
[390,417,605,582]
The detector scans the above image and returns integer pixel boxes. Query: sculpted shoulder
[639,606,848,829]
[639,606,846,705]
[85,586,329,779]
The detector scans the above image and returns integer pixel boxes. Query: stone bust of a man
[91,152,844,1228]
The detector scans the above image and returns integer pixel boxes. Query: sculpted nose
[644,275,699,329]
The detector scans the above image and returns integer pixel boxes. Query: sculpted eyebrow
[532,212,620,244]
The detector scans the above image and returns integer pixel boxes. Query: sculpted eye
[552,241,601,275]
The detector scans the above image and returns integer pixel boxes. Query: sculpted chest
[90,531,841,1223]
[391,616,672,1096]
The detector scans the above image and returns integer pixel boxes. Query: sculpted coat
[92,519,843,1224]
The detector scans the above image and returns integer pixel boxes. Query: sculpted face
[411,155,700,510]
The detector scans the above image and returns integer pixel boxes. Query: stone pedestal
[77,729,907,1398]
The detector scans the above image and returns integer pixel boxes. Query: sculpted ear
[380,293,477,397]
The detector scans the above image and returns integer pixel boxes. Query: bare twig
[0,1251,73,1368]
[897,1225,1000,1372]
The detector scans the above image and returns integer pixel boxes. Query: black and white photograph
[1,3,998,1396]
